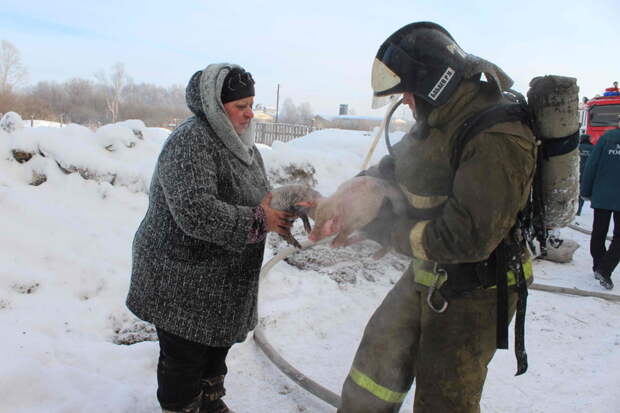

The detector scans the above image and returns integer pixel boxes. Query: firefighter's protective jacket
[393,79,537,266]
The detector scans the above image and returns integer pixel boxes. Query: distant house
[312,114,411,132]
[253,104,276,123]
[254,110,275,123]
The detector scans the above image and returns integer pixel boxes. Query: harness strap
[450,102,531,171]
[496,242,509,350]
[540,131,579,158]
[514,256,529,375]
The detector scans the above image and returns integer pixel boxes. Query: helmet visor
[371,58,403,109]
[371,57,401,95]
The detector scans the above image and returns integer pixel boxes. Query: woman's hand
[260,193,296,236]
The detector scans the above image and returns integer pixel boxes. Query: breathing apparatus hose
[360,96,403,170]
[384,97,404,158]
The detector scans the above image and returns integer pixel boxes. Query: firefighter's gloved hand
[390,218,417,257]
[356,155,396,181]
[377,155,396,181]
[359,199,399,248]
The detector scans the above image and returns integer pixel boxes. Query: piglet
[308,176,408,258]
[269,184,323,249]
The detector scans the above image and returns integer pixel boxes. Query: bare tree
[298,101,314,126]
[121,82,189,126]
[0,90,19,114]
[96,62,129,123]
[0,40,28,94]
[279,98,299,124]
[17,93,53,121]
[6,62,189,127]
[63,78,104,124]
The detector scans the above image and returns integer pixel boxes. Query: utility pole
[275,84,280,123]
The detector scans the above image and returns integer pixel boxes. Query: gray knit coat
[126,64,270,346]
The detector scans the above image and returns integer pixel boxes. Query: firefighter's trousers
[338,267,517,413]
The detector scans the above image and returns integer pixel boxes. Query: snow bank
[0,111,25,133]
[261,128,404,195]
[0,113,168,193]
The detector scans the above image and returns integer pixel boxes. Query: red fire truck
[579,85,620,145]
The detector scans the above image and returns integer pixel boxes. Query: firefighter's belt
[410,257,533,291]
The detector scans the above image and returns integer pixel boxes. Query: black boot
[200,375,235,413]
[161,391,202,413]
[201,398,234,413]
[595,272,614,290]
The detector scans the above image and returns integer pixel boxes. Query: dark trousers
[577,197,585,215]
[591,208,620,279]
[156,328,230,411]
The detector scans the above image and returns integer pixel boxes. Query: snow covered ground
[0,113,618,412]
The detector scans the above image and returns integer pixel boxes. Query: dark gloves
[360,207,395,248]
[377,155,396,181]
[360,200,417,257]
[390,218,417,257]
[357,155,396,181]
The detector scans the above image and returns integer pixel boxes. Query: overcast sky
[2,0,618,116]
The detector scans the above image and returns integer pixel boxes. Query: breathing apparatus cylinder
[527,76,580,229]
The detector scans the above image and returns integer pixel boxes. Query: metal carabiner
[426,263,449,313]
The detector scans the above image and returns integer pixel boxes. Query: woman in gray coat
[126,63,293,413]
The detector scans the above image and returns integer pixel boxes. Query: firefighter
[338,22,537,413]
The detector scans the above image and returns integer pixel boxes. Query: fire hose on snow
[254,236,619,411]
[568,223,613,241]
[254,237,341,409]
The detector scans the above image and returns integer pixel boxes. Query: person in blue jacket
[581,114,620,289]
[577,134,594,216]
